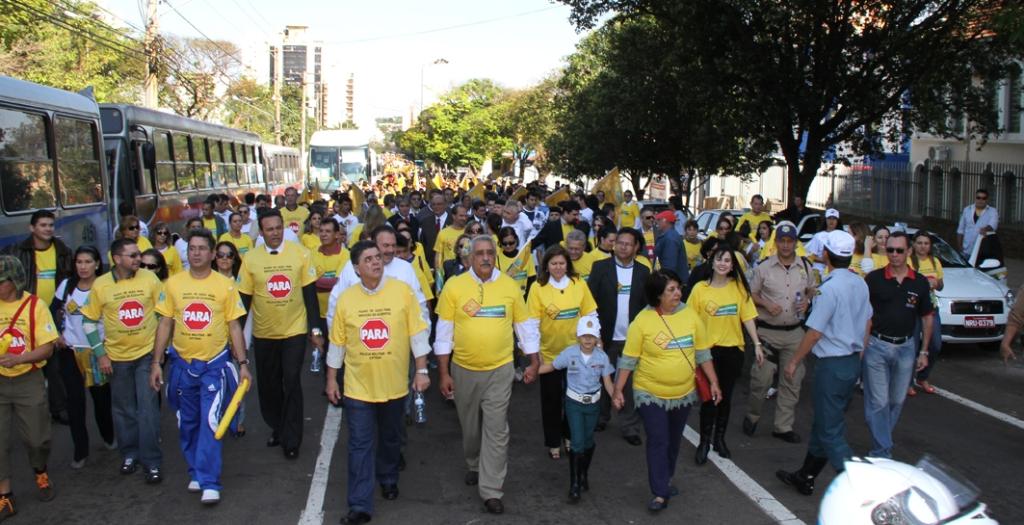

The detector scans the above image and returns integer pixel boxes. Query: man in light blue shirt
[956,188,998,258]
[777,230,872,497]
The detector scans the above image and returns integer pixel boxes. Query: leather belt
[756,320,804,331]
[566,389,601,404]
[871,331,911,345]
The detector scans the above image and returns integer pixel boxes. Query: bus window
[210,139,225,187]
[194,137,211,189]
[173,133,194,191]
[251,145,260,184]
[225,142,238,186]
[54,116,102,206]
[156,131,176,193]
[0,108,56,212]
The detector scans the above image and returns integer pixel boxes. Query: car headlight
[1007,289,1016,309]
[871,488,942,525]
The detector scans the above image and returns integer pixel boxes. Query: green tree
[495,76,559,180]
[223,78,314,146]
[160,37,240,120]
[559,1,1016,202]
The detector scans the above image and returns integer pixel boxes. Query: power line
[322,6,560,45]
[162,0,248,70]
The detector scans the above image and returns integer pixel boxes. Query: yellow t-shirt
[527,279,597,363]
[592,249,611,261]
[202,217,219,233]
[81,269,163,362]
[851,253,866,277]
[219,232,254,256]
[910,256,944,280]
[349,224,365,245]
[301,233,321,251]
[0,292,58,377]
[642,228,656,260]
[496,247,536,294]
[280,206,310,235]
[411,245,433,285]
[686,279,757,349]
[159,245,184,275]
[736,212,772,237]
[107,236,153,266]
[331,279,428,403]
[684,238,702,270]
[637,256,652,270]
[237,241,318,339]
[34,244,57,305]
[312,247,350,318]
[436,272,529,371]
[618,201,640,228]
[407,257,435,301]
[433,225,466,268]
[572,251,596,282]
[623,306,709,399]
[155,271,246,362]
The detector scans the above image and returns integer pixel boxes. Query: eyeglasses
[642,216,654,221]
[216,252,234,259]
[155,230,169,235]
[125,225,139,231]
[885,247,906,254]
[140,262,159,269]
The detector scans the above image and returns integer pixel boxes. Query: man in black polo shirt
[863,231,933,458]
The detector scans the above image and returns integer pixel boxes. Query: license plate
[964,316,995,328]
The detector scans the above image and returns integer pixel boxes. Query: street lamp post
[419,58,449,121]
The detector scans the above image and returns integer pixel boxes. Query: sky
[97,0,589,129]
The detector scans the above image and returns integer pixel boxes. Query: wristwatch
[238,358,251,366]
[416,368,429,375]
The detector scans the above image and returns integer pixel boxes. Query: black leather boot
[568,452,582,502]
[712,412,732,459]
[579,445,594,491]
[776,453,828,496]
[694,406,714,465]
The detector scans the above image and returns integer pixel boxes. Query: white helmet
[818,456,997,525]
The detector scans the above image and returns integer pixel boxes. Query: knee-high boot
[579,445,594,491]
[695,403,714,465]
[568,452,582,502]
[712,405,732,459]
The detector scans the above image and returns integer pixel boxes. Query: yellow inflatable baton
[214,377,250,440]
[0,333,13,355]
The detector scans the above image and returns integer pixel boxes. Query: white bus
[308,129,377,191]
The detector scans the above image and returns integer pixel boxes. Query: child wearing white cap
[538,317,614,503]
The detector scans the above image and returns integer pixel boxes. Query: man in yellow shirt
[81,238,165,483]
[279,187,310,236]
[237,209,321,459]
[0,256,59,514]
[150,229,250,505]
[312,219,351,330]
[618,190,640,229]
[433,204,469,268]
[736,194,772,239]
[325,241,431,525]
[565,230,595,282]
[434,235,539,515]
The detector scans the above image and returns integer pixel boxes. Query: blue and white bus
[308,129,378,191]
[0,76,112,255]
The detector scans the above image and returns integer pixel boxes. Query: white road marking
[297,404,344,525]
[682,426,806,525]
[931,386,1024,431]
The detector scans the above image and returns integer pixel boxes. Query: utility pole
[143,0,159,108]
[300,72,308,163]
[272,37,282,145]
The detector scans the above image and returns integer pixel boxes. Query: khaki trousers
[0,370,51,481]
[746,327,806,433]
[452,362,513,501]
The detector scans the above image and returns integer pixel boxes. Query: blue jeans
[636,403,691,499]
[564,397,599,452]
[343,396,404,516]
[110,356,162,468]
[807,354,860,472]
[862,337,916,458]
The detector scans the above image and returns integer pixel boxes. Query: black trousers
[43,352,67,416]
[700,346,745,427]
[57,346,114,461]
[539,369,568,448]
[254,334,306,450]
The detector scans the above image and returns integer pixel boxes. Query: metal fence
[807,160,1024,229]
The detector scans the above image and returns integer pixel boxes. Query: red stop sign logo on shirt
[360,319,390,350]
[118,300,146,328]
[2,328,27,355]
[267,274,292,299]
[288,221,301,233]
[182,302,212,331]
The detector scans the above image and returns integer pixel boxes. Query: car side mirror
[979,258,1001,270]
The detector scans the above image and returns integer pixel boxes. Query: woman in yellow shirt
[301,209,323,251]
[612,270,721,512]
[149,222,183,275]
[686,245,762,465]
[109,216,152,264]
[526,245,598,459]
[496,227,535,297]
[848,222,872,277]
[860,225,890,275]
[218,213,254,257]
[909,231,944,395]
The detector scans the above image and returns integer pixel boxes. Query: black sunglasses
[885,247,906,254]
[141,262,159,270]
[155,230,170,235]
[216,252,235,259]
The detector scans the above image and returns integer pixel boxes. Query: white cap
[577,317,601,339]
[823,230,855,257]
[825,208,840,219]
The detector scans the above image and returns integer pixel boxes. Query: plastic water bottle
[794,291,805,321]
[310,348,322,373]
[413,391,427,425]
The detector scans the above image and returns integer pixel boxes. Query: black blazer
[587,257,651,349]
[531,220,591,252]
[388,212,421,240]
[417,209,452,269]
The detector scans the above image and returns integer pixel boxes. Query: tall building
[269,25,329,127]
[345,73,354,124]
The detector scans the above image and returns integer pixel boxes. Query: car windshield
[928,234,970,268]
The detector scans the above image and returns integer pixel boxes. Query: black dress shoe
[266,436,281,448]
[647,497,668,512]
[483,498,504,514]
[742,417,757,437]
[772,431,802,444]
[624,435,642,446]
[464,471,479,486]
[380,484,399,500]
[284,448,299,459]
[776,469,815,496]
[594,422,607,432]
[340,511,372,525]
[51,412,70,426]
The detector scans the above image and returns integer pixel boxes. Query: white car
[906,229,1014,349]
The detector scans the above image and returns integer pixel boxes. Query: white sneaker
[187,480,201,493]
[765,387,778,400]
[201,489,220,504]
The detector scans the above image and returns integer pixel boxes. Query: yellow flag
[348,185,365,217]
[545,186,570,207]
[510,186,527,202]
[591,167,624,208]
[467,180,486,200]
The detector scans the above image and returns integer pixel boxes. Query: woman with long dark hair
[214,241,242,280]
[687,246,762,465]
[140,248,169,281]
[52,246,116,468]
[908,231,944,396]
[526,245,598,460]
[496,226,534,296]
[149,221,183,275]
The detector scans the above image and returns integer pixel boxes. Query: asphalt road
[6,259,1024,524]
